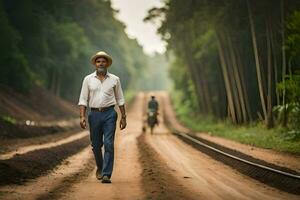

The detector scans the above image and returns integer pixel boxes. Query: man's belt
[91,105,115,112]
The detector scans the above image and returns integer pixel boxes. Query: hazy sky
[110,0,166,55]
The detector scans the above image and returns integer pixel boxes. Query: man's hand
[80,117,87,129]
[120,117,127,130]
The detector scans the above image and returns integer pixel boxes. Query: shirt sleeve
[114,77,125,106]
[78,77,89,106]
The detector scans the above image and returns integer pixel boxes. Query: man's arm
[78,77,89,129]
[115,78,127,130]
[119,104,126,130]
[79,105,87,129]
[119,105,126,118]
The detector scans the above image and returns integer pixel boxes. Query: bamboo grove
[0,0,152,101]
[146,0,300,130]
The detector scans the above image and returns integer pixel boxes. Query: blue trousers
[88,107,117,178]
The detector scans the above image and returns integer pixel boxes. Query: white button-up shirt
[78,71,125,108]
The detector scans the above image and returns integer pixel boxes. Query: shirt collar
[93,70,110,78]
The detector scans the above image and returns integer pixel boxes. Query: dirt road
[0,92,299,200]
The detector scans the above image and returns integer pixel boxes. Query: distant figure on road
[147,95,159,133]
[78,51,127,184]
[148,95,159,114]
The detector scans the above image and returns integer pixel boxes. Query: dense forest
[0,0,159,101]
[1,0,299,132]
[146,0,300,131]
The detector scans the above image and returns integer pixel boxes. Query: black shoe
[96,169,103,180]
[101,175,111,183]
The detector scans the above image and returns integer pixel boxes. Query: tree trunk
[236,49,253,122]
[50,69,57,94]
[226,31,248,123]
[184,28,210,115]
[216,33,237,123]
[224,36,242,124]
[247,0,268,122]
[281,0,287,126]
[197,61,214,115]
[183,49,207,114]
[270,29,280,107]
[55,71,61,97]
[266,21,274,129]
[193,65,209,114]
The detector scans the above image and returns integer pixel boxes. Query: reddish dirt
[0,84,77,121]
[147,91,300,200]
[0,84,80,156]
[161,91,300,174]
[57,93,146,200]
[0,126,81,154]
[0,131,88,160]
[0,133,90,185]
[0,147,94,200]
[197,133,300,173]
[0,91,299,200]
[161,93,300,172]
[137,132,197,200]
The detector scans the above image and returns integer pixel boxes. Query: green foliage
[147,0,300,126]
[0,0,151,99]
[0,115,16,125]
[287,11,300,65]
[175,110,300,153]
[282,129,300,141]
[277,74,300,103]
[169,57,199,117]
[138,53,171,91]
[0,2,32,92]
[273,102,300,129]
[144,0,300,153]
[275,74,300,129]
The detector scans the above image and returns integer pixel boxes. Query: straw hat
[90,51,113,67]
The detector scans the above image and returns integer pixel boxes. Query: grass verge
[177,113,300,154]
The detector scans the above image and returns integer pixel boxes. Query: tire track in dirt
[137,92,197,200]
[148,91,300,200]
[0,147,94,200]
[47,93,145,200]
[137,132,197,200]
[0,131,88,160]
[0,135,90,185]
[35,153,95,200]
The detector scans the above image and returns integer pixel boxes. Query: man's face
[95,57,108,69]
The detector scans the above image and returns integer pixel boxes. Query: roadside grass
[125,89,136,105]
[177,113,300,154]
[0,115,16,125]
[171,95,300,155]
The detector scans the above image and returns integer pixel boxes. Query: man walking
[78,51,127,184]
